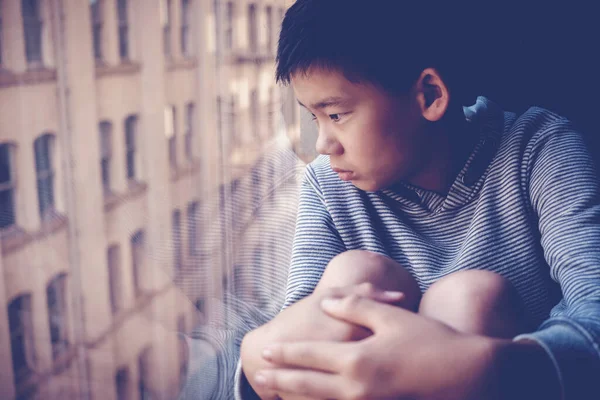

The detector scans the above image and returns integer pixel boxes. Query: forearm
[241,323,280,400]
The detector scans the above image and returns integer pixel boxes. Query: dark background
[467,4,599,159]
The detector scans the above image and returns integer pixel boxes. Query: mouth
[332,167,355,181]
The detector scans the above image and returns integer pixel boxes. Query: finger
[321,294,412,331]
[255,368,345,400]
[262,341,352,372]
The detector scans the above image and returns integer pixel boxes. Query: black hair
[276,0,478,106]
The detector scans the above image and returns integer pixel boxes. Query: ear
[413,68,450,122]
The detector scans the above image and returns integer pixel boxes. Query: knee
[420,270,525,338]
[316,250,421,311]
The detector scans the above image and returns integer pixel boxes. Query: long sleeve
[283,164,347,307]
[234,164,347,399]
[515,122,600,399]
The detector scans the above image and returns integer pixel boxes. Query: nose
[315,127,343,156]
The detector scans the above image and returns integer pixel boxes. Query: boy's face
[292,67,429,192]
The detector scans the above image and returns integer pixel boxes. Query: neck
[407,116,477,194]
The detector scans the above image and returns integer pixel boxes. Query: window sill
[103,181,148,212]
[166,57,198,71]
[0,212,68,255]
[95,61,142,78]
[0,67,57,88]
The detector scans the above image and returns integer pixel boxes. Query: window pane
[116,368,129,400]
[107,246,122,314]
[37,175,55,216]
[8,294,35,383]
[131,231,144,296]
[172,210,182,274]
[47,274,69,360]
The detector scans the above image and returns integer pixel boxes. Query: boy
[238,1,600,399]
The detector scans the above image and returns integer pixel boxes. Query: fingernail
[382,291,405,300]
[262,347,273,361]
[254,372,267,386]
[321,297,341,309]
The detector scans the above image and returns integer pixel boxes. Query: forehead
[290,67,361,101]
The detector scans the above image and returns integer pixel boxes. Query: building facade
[0,0,298,399]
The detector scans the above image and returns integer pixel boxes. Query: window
[115,367,129,400]
[90,0,103,61]
[107,245,122,315]
[250,89,259,139]
[266,6,273,53]
[228,95,237,145]
[21,0,43,65]
[181,0,192,56]
[225,2,234,51]
[184,103,195,161]
[172,209,182,274]
[162,0,172,58]
[268,87,275,138]
[117,0,129,60]
[0,143,16,229]
[187,201,198,257]
[248,4,257,53]
[99,121,112,195]
[34,133,55,218]
[165,106,177,169]
[251,168,260,206]
[47,273,69,360]
[131,230,145,296]
[177,315,187,384]
[8,294,36,386]
[125,115,138,181]
[138,347,152,400]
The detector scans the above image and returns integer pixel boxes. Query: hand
[241,284,405,400]
[255,295,499,400]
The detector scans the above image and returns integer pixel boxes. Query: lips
[332,167,354,181]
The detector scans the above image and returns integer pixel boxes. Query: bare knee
[419,270,527,338]
[316,250,421,311]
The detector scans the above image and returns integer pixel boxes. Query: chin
[352,180,381,192]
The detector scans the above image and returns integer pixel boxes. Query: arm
[239,165,348,399]
[513,123,600,399]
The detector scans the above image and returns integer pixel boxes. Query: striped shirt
[239,97,600,399]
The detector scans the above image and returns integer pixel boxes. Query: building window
[187,201,198,257]
[252,168,260,206]
[265,6,273,53]
[107,245,122,315]
[117,0,129,60]
[131,230,144,297]
[99,121,112,195]
[268,87,275,138]
[162,0,172,58]
[181,0,192,56]
[21,0,43,65]
[165,106,177,169]
[90,0,103,61]
[172,209,182,274]
[125,115,138,181]
[177,315,187,384]
[228,95,237,145]
[248,4,257,53]
[8,294,36,386]
[0,143,16,229]
[116,367,129,400]
[47,273,69,360]
[225,2,234,51]
[138,347,152,400]
[34,133,55,219]
[251,90,259,139]
[184,103,195,161]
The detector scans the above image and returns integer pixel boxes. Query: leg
[419,270,530,339]
[315,250,421,312]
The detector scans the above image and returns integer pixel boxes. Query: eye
[310,113,317,120]
[329,114,341,122]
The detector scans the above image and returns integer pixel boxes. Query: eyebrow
[297,96,350,111]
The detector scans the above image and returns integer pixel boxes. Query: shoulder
[508,106,575,146]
